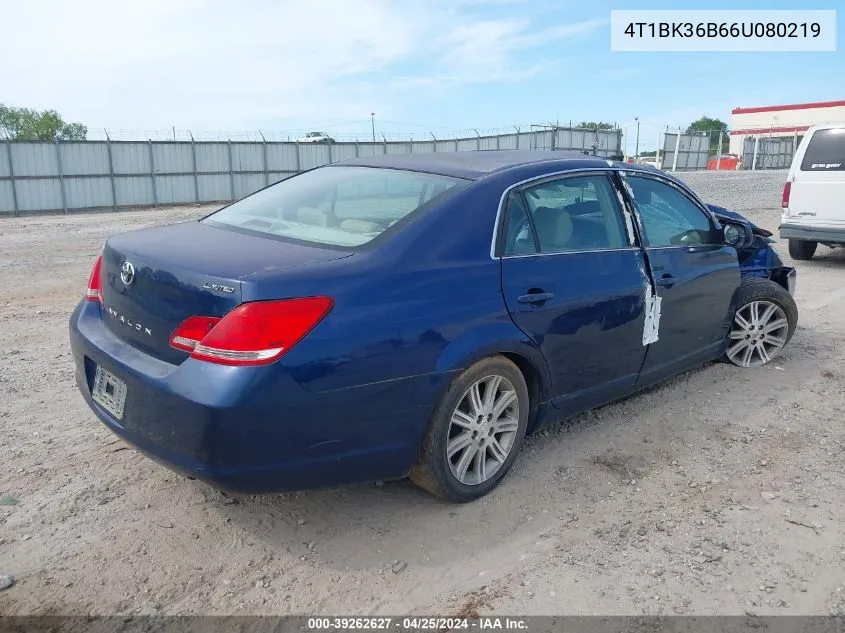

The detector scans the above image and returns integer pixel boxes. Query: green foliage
[0,104,87,141]
[686,115,729,155]
[578,121,618,131]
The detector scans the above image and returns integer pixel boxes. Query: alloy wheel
[446,374,520,485]
[726,300,789,367]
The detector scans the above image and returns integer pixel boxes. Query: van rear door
[789,127,845,227]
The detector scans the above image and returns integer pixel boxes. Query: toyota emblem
[120,261,135,286]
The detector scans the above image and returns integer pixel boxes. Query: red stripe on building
[732,100,845,115]
[730,125,810,136]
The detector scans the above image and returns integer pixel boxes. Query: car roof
[336,150,631,180]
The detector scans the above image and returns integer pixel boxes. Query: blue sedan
[69,151,798,501]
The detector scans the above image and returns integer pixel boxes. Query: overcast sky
[1,0,842,147]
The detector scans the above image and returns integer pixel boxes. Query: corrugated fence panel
[234,174,265,199]
[479,137,499,150]
[112,143,151,175]
[155,175,196,204]
[411,141,435,153]
[332,144,359,162]
[16,178,63,211]
[197,175,231,202]
[196,143,229,173]
[64,177,113,209]
[385,142,410,155]
[456,139,477,152]
[355,143,384,158]
[0,181,14,213]
[266,144,298,172]
[11,143,58,176]
[60,142,109,176]
[231,143,263,172]
[0,144,9,177]
[435,140,458,153]
[299,144,330,170]
[498,134,519,150]
[516,134,533,150]
[268,172,292,184]
[115,176,154,207]
[153,143,193,174]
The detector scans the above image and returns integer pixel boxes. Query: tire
[788,239,817,261]
[723,277,798,368]
[410,356,529,502]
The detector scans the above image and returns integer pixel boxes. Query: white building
[730,99,845,157]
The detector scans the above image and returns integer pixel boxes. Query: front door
[498,172,650,414]
[619,173,740,384]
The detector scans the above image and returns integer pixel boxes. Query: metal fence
[661,132,712,171]
[741,136,797,170]
[0,127,621,215]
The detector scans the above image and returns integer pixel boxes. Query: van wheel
[788,239,817,261]
[724,278,797,368]
[410,356,529,502]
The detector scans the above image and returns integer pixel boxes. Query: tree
[686,115,729,154]
[0,105,87,141]
[578,121,618,130]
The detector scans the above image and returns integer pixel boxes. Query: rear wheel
[724,278,797,368]
[788,239,817,261]
[410,356,529,502]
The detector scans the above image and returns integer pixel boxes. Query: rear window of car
[800,129,845,171]
[203,166,464,248]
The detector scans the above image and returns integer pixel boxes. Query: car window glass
[502,193,537,255]
[514,175,627,254]
[800,129,845,171]
[628,177,718,247]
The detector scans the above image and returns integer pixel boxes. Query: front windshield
[203,166,463,248]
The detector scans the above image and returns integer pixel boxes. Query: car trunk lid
[100,221,351,364]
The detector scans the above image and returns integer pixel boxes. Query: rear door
[498,171,650,414]
[620,173,740,383]
[790,127,845,227]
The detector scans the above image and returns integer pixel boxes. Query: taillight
[86,255,103,302]
[169,297,334,366]
[782,181,791,208]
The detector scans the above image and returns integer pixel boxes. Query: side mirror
[723,222,751,247]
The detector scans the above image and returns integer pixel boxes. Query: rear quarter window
[800,129,845,172]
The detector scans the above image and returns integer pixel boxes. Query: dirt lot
[1,171,844,617]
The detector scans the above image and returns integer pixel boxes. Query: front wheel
[788,239,817,261]
[724,278,798,368]
[410,356,529,502]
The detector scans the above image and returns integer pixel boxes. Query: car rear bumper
[779,224,845,244]
[69,301,430,493]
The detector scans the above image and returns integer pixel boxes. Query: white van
[779,123,845,260]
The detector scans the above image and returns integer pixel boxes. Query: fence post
[227,139,235,200]
[189,131,199,202]
[148,139,158,208]
[514,126,520,150]
[355,139,359,158]
[383,134,388,155]
[259,130,269,186]
[105,131,117,210]
[474,129,481,151]
[294,141,301,173]
[55,140,68,213]
[751,136,760,171]
[6,140,19,216]
[326,138,333,165]
[716,130,723,171]
[671,128,681,172]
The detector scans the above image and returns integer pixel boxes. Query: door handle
[655,274,676,288]
[517,292,554,305]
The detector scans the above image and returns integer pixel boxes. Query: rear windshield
[800,129,845,171]
[203,166,463,248]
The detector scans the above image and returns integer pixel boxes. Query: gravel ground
[1,170,844,617]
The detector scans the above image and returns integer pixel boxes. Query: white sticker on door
[642,284,662,346]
